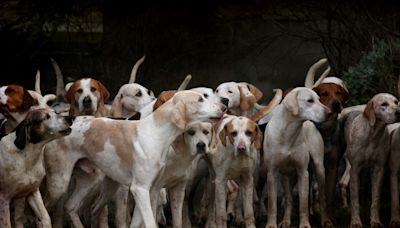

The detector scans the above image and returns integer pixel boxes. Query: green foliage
[343,39,400,106]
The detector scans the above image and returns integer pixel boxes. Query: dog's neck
[316,113,339,138]
[270,105,305,143]
[361,115,388,141]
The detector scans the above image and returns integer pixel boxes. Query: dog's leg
[297,168,311,228]
[339,157,351,209]
[115,185,130,228]
[241,175,256,228]
[91,178,120,228]
[129,185,157,228]
[169,182,187,228]
[215,177,227,228]
[370,166,384,228]
[227,180,239,220]
[266,170,278,228]
[279,176,292,228]
[325,147,341,221]
[13,198,26,228]
[312,160,333,227]
[0,196,11,228]
[27,190,52,228]
[390,163,400,227]
[349,164,362,227]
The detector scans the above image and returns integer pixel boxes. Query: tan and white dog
[263,87,332,228]
[0,108,72,228]
[43,90,226,228]
[340,93,400,228]
[205,115,262,228]
[65,78,110,117]
[215,82,263,116]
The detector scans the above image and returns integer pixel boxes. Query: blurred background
[0,0,399,103]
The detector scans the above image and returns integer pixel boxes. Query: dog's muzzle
[82,96,92,109]
[196,141,206,154]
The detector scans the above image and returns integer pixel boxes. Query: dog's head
[183,122,214,155]
[218,116,262,157]
[14,108,72,150]
[65,78,109,116]
[170,91,227,130]
[363,93,400,126]
[0,85,38,116]
[215,82,262,112]
[110,83,155,118]
[283,87,331,123]
[313,77,349,114]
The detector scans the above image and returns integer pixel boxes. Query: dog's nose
[237,145,246,155]
[221,97,229,107]
[332,100,342,113]
[83,96,92,107]
[196,142,206,153]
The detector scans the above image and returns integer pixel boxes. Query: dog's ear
[283,90,299,116]
[254,125,263,150]
[209,125,218,149]
[154,90,176,111]
[364,99,376,126]
[341,86,350,103]
[247,84,263,101]
[239,87,257,112]
[172,100,186,130]
[14,119,30,150]
[65,82,77,104]
[110,94,123,118]
[218,125,228,146]
[22,89,38,111]
[95,80,110,103]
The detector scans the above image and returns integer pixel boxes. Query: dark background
[3,0,385,100]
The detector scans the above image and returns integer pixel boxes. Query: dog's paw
[278,221,291,228]
[299,222,311,228]
[390,218,400,228]
[371,220,384,228]
[351,221,363,228]
[265,223,277,228]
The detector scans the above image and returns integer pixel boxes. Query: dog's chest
[0,153,45,198]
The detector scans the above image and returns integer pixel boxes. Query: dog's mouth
[59,127,72,135]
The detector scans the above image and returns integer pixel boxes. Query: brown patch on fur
[313,83,349,113]
[4,85,38,112]
[246,120,263,150]
[239,87,257,112]
[153,90,176,111]
[247,84,263,101]
[219,120,235,146]
[81,119,136,169]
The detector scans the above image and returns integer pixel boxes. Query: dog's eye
[321,92,328,97]
[307,99,314,103]
[90,87,97,92]
[216,89,219,93]
[203,93,209,98]
[336,91,342,96]
[187,130,195,136]
[136,91,142,97]
[381,102,388,107]
[228,90,233,94]
[203,130,209,135]
[395,101,399,105]
[245,130,253,137]
[46,114,50,120]
[230,131,237,137]
[198,97,204,102]
[77,88,83,93]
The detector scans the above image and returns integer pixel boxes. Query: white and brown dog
[340,93,400,228]
[206,115,262,228]
[43,90,226,228]
[263,87,332,228]
[65,78,110,117]
[0,108,72,228]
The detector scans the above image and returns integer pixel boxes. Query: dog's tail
[35,70,41,95]
[177,74,192,91]
[305,58,329,88]
[50,58,66,101]
[249,89,282,122]
[129,55,146,84]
